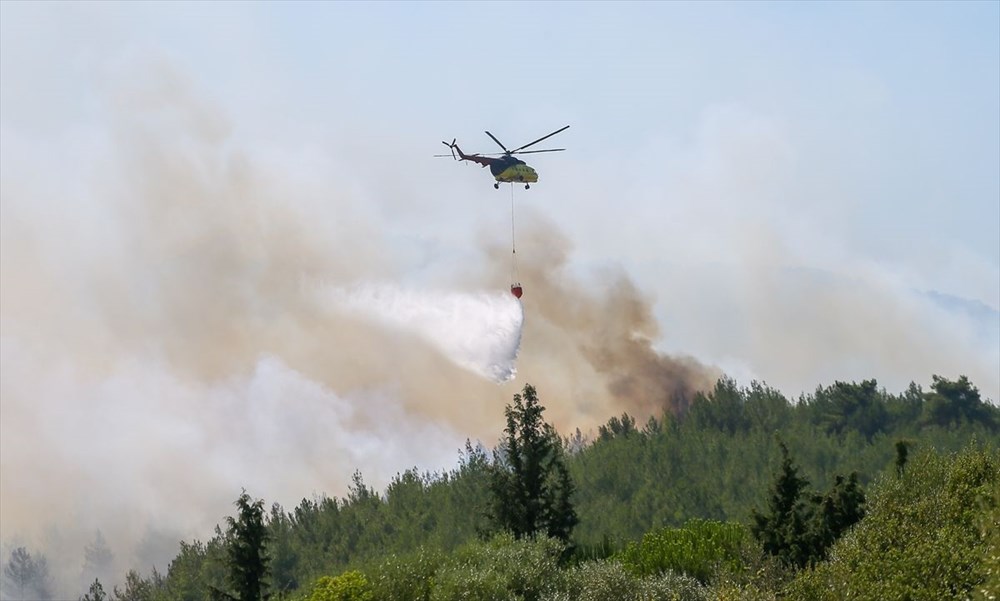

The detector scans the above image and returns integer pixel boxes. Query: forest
[5,374,999,601]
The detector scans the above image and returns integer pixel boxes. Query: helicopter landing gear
[494,182,500,189]
[524,184,530,190]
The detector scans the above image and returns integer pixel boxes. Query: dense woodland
[5,374,999,600]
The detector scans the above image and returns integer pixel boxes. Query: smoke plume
[0,64,714,595]
[474,219,720,423]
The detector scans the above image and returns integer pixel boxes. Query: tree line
[3,374,998,600]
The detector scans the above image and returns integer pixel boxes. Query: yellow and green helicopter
[436,125,569,189]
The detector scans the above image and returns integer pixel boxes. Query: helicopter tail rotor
[435,139,458,160]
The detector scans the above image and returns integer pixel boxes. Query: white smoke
[0,336,470,597]
[320,282,524,383]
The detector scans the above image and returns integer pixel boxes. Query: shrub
[430,533,565,601]
[548,560,638,601]
[305,571,373,601]
[617,519,749,583]
[785,446,999,600]
[365,547,444,601]
[977,497,1000,600]
[638,570,708,601]
[708,580,776,601]
[546,560,707,601]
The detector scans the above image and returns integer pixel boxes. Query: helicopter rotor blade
[484,131,510,154]
[511,125,570,153]
[511,148,565,155]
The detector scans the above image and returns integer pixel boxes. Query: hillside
[9,374,999,601]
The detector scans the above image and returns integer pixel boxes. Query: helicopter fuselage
[490,157,538,183]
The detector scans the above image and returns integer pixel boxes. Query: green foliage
[546,560,638,601]
[303,572,371,601]
[751,442,866,569]
[568,534,617,565]
[560,375,996,555]
[546,559,708,601]
[807,471,865,555]
[429,533,565,601]
[158,538,227,601]
[617,519,749,583]
[922,375,999,430]
[705,535,790,601]
[707,580,776,601]
[81,579,107,601]
[977,493,1000,601]
[750,442,813,568]
[785,445,1000,600]
[218,491,271,601]
[570,381,804,547]
[688,377,752,434]
[598,413,638,441]
[137,374,999,600]
[268,504,299,596]
[202,441,492,596]
[807,379,888,440]
[489,384,578,543]
[894,439,910,476]
[113,569,154,601]
[637,571,710,601]
[365,547,445,601]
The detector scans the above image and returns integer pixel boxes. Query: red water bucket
[510,285,523,299]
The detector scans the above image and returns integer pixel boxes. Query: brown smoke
[472,210,720,426]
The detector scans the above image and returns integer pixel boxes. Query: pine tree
[895,440,910,476]
[4,547,49,601]
[267,503,299,596]
[753,442,866,568]
[823,472,866,538]
[751,441,812,568]
[544,460,580,543]
[112,569,152,601]
[215,490,270,601]
[488,384,578,543]
[80,578,106,601]
[922,375,998,429]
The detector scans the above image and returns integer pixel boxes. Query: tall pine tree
[214,490,270,601]
[488,384,578,543]
[752,441,866,568]
[751,441,812,568]
[4,547,49,601]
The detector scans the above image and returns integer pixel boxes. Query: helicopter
[436,125,569,189]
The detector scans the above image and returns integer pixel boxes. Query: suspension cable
[510,183,519,285]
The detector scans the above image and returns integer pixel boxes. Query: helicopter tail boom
[440,139,475,161]
[438,139,494,168]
